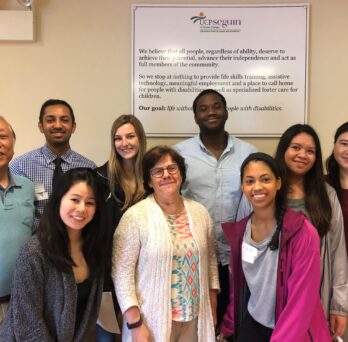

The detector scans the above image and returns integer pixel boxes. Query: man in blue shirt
[10,99,96,232]
[174,89,256,327]
[0,116,35,323]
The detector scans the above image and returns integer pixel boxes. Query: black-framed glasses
[150,163,179,178]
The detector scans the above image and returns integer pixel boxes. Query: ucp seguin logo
[190,11,241,32]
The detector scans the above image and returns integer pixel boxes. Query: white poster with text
[132,4,309,136]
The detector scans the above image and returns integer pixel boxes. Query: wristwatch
[126,316,143,330]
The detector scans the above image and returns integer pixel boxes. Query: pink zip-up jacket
[220,209,331,341]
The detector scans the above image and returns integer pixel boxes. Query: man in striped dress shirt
[10,99,96,232]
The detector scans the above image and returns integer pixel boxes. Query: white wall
[1,0,347,165]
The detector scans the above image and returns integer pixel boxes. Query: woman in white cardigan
[112,145,220,342]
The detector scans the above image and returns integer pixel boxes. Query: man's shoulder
[9,147,44,175]
[173,136,199,156]
[174,137,197,149]
[68,150,96,168]
[11,147,43,164]
[11,173,34,189]
[229,135,257,153]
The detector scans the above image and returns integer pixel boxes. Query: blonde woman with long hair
[95,114,146,341]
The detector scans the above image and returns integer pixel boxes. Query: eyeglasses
[150,163,179,178]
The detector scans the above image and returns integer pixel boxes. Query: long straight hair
[326,121,348,194]
[108,115,146,210]
[275,124,331,237]
[37,168,110,276]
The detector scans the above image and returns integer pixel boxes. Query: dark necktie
[52,157,63,190]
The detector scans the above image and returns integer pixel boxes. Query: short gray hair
[0,115,16,141]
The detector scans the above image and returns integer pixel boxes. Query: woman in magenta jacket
[219,152,330,342]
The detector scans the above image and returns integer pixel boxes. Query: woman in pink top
[219,153,330,342]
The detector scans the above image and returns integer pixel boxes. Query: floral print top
[165,208,200,322]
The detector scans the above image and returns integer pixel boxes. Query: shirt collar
[8,171,16,187]
[195,133,234,154]
[42,144,72,164]
[0,170,17,193]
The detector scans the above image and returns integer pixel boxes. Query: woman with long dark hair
[219,152,330,341]
[0,168,109,341]
[275,124,348,340]
[326,121,348,255]
[326,122,348,342]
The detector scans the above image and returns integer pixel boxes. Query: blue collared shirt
[9,145,96,232]
[174,134,257,265]
[0,172,35,296]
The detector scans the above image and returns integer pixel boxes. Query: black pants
[237,311,273,342]
[217,264,230,327]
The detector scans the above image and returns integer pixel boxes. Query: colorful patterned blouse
[165,208,200,322]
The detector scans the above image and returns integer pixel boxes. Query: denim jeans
[95,324,116,342]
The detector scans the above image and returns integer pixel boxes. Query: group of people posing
[0,89,347,342]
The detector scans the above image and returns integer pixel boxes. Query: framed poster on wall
[132,4,309,137]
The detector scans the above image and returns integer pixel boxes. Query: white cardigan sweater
[112,195,220,342]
